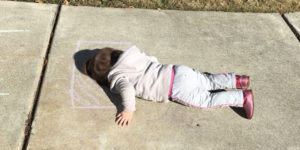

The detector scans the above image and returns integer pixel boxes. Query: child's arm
[113,77,136,126]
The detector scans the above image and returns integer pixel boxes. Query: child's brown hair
[83,47,123,87]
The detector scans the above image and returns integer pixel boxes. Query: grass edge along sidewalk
[12,0,300,13]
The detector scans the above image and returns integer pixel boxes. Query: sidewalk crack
[281,13,300,42]
[21,4,62,150]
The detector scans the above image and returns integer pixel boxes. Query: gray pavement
[286,12,300,37]
[25,5,300,150]
[0,1,58,150]
[1,1,300,150]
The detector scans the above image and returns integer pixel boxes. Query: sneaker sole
[248,90,254,119]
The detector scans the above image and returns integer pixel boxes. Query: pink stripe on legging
[168,68,175,97]
[170,95,243,109]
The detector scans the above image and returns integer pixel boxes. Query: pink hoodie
[108,45,173,111]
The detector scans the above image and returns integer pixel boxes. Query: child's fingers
[116,116,130,127]
[118,118,126,126]
[125,120,130,126]
[127,119,131,126]
[116,113,122,118]
[122,119,128,127]
[120,118,127,127]
[117,119,122,126]
[116,116,122,123]
[122,120,128,127]
[116,117,124,125]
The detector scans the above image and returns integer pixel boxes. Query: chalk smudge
[0,30,29,33]
[0,93,9,96]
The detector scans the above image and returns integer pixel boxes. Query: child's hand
[116,111,133,127]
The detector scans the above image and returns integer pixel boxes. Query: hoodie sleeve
[113,77,136,112]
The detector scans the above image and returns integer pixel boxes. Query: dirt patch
[24,111,32,137]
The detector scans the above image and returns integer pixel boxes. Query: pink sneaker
[236,75,250,90]
[243,90,254,119]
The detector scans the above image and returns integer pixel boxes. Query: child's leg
[173,65,236,90]
[200,72,236,90]
[171,88,244,108]
[171,65,243,108]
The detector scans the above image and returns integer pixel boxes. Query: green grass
[11,0,300,13]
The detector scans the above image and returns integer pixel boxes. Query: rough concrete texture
[285,12,300,36]
[0,1,57,150]
[27,6,300,150]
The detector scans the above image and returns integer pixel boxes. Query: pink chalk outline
[70,41,132,109]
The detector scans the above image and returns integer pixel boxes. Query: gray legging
[170,65,244,108]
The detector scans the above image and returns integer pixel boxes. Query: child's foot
[236,75,250,90]
[243,90,254,119]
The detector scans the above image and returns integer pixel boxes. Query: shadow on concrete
[101,86,124,114]
[73,49,99,74]
[230,107,247,119]
[73,49,123,114]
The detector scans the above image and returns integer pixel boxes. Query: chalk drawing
[76,78,99,103]
[0,30,29,33]
[0,93,9,96]
[70,41,132,109]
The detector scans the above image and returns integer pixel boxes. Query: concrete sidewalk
[0,1,57,150]
[25,5,300,150]
[1,1,300,150]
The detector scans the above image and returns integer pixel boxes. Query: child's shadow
[73,49,123,114]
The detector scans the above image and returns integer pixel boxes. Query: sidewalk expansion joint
[281,13,300,42]
[21,4,62,150]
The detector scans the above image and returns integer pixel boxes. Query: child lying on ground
[83,45,254,127]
